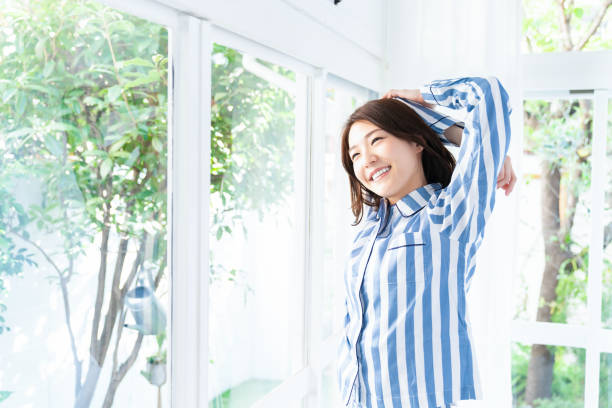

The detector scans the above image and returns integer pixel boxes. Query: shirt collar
[394,182,442,217]
[366,182,443,221]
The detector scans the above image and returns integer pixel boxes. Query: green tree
[0,1,169,406]
[0,0,296,406]
[518,0,612,405]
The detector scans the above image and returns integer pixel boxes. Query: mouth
[370,166,391,182]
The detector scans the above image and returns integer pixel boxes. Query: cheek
[353,163,366,183]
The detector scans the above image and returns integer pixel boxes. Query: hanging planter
[143,352,167,386]
[141,332,167,407]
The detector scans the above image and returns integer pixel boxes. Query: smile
[371,166,391,182]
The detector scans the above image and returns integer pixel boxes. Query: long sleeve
[419,76,512,243]
[393,97,464,148]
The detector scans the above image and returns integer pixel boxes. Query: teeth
[372,166,390,181]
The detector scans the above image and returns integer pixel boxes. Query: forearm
[443,124,463,147]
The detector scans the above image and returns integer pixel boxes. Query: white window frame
[95,1,380,407]
[515,51,612,408]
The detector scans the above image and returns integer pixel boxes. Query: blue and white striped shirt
[337,76,512,408]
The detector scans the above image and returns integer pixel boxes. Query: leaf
[152,137,162,152]
[119,57,154,68]
[34,38,46,59]
[42,60,55,77]
[107,85,122,103]
[100,158,113,179]
[125,147,140,168]
[43,134,64,157]
[4,127,32,139]
[109,135,129,153]
[573,7,583,18]
[123,70,161,89]
[83,96,102,106]
[2,88,17,104]
[15,92,26,116]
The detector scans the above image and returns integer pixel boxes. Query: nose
[362,146,377,164]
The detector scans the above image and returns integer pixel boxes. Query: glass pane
[601,352,612,407]
[511,342,585,407]
[514,99,592,325]
[321,86,370,341]
[521,0,612,53]
[602,98,612,329]
[0,1,170,407]
[320,361,343,407]
[208,43,304,407]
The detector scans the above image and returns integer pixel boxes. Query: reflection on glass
[521,0,612,53]
[601,352,612,407]
[208,43,303,407]
[511,342,585,408]
[0,1,169,407]
[321,361,344,408]
[321,87,369,341]
[515,99,592,326]
[602,98,612,329]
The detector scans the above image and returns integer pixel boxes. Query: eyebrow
[348,128,382,153]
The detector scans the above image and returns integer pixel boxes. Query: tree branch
[575,0,612,50]
[556,0,575,51]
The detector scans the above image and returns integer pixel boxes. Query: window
[0,1,170,406]
[207,43,307,407]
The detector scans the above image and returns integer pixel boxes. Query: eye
[372,136,383,144]
[351,152,359,160]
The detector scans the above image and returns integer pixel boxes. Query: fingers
[496,157,517,196]
[505,168,517,196]
[381,89,398,99]
[499,166,517,196]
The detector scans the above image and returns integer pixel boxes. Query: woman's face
[348,120,426,205]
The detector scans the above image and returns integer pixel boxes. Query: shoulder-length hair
[340,98,456,226]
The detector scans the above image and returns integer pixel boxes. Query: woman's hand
[497,156,517,196]
[381,89,435,109]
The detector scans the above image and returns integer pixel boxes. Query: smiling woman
[336,76,515,408]
[348,121,427,205]
[340,97,457,225]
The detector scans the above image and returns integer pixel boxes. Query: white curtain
[384,1,524,407]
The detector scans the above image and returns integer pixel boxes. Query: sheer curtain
[384,1,523,406]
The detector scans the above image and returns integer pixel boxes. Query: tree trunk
[73,355,103,408]
[525,161,562,404]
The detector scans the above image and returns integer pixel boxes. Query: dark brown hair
[340,98,456,226]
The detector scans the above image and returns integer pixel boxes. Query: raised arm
[420,76,512,243]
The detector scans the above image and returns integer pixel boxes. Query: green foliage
[522,0,612,52]
[601,353,612,407]
[0,0,169,336]
[209,43,296,288]
[512,343,585,407]
[511,342,530,403]
[532,396,582,408]
[0,391,12,403]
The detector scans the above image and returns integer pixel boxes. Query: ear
[413,143,424,153]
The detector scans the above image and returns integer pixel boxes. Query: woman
[336,76,516,408]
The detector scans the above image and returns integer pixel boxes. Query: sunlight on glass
[522,0,612,53]
[208,43,304,408]
[0,1,170,407]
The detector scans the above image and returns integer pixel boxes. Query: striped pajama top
[337,76,512,408]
